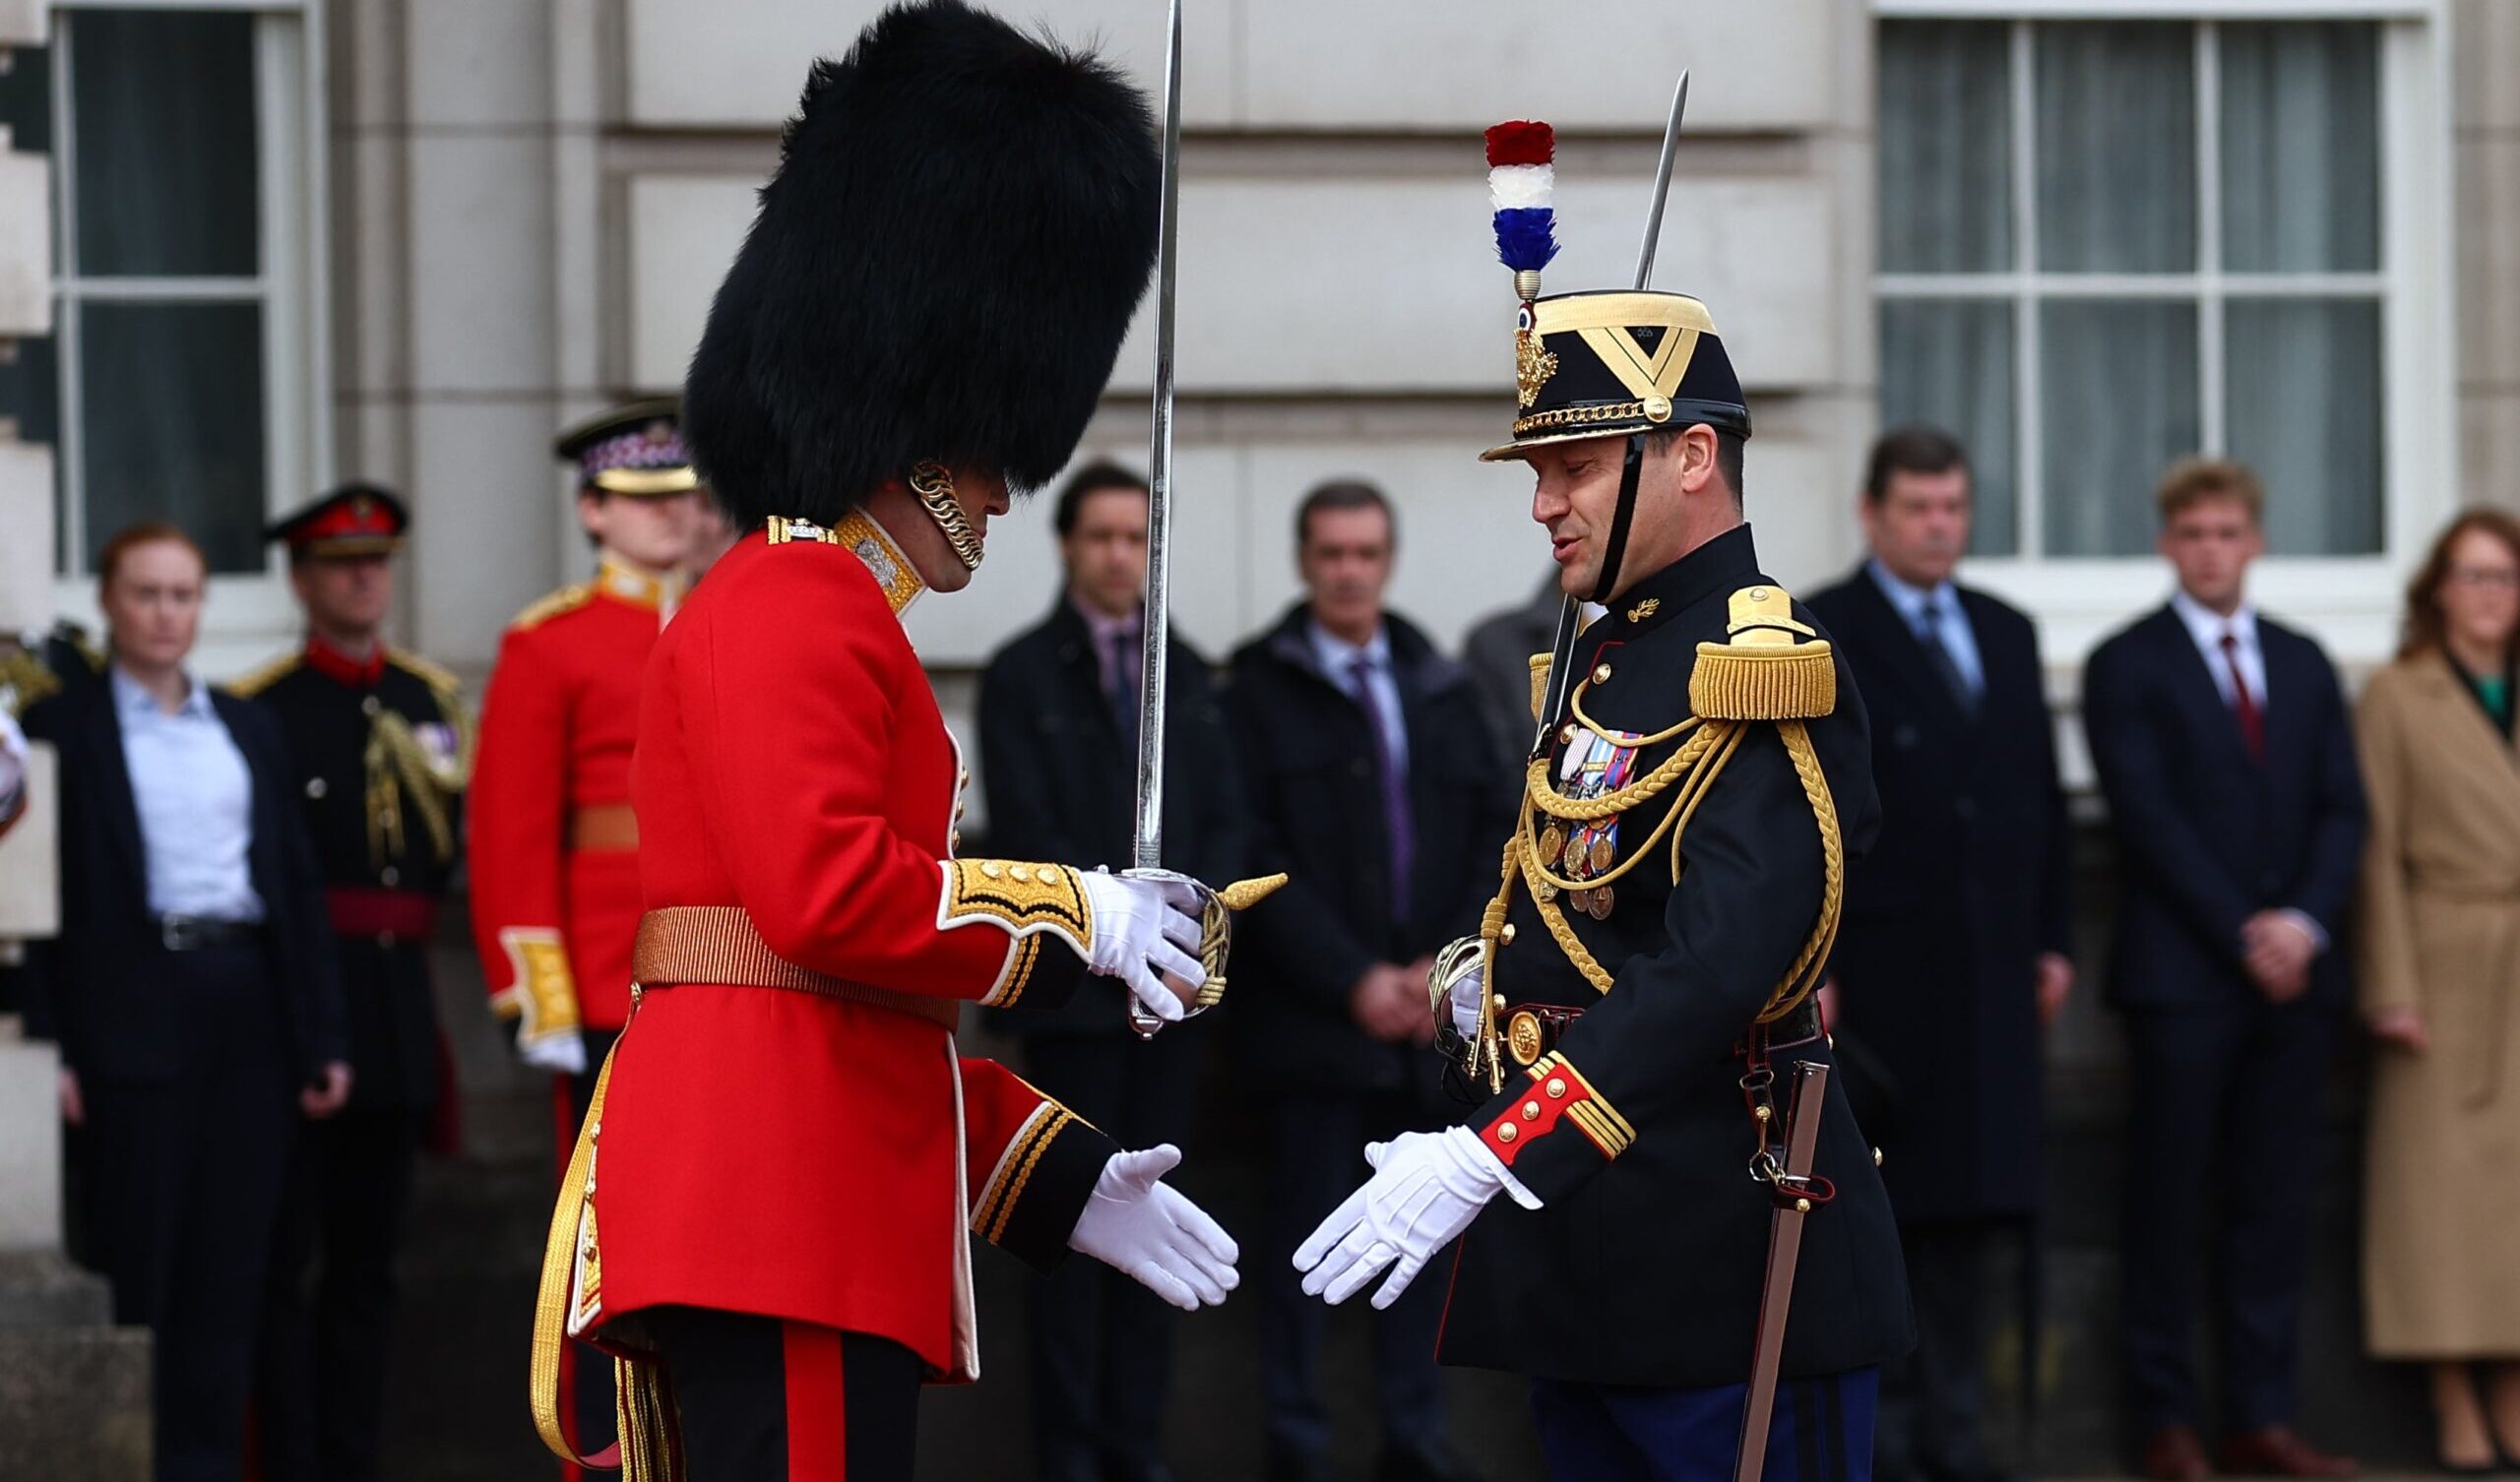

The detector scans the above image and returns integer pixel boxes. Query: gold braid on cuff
[910,461,985,572]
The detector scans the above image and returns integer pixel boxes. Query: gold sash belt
[632,906,961,1031]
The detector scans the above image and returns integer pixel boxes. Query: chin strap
[1591,433,1648,605]
[909,461,985,572]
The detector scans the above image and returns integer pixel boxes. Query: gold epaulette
[388,648,465,700]
[223,650,303,700]
[1527,651,1552,723]
[508,583,595,633]
[0,648,62,718]
[1689,585,1836,721]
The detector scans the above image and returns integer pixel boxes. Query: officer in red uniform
[470,399,700,1466]
[528,6,1259,1478]
[232,484,469,1482]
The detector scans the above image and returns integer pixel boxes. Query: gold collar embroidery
[764,514,926,617]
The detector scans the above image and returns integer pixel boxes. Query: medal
[1535,878,1559,903]
[1589,835,1615,874]
[1585,885,1615,919]
[1539,824,1567,865]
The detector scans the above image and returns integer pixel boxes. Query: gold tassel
[1689,643,1837,721]
[615,1355,684,1482]
[1689,584,1837,721]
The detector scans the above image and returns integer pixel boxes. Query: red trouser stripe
[784,1322,847,1479]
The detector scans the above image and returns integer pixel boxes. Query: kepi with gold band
[556,399,700,499]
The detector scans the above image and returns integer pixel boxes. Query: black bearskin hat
[684,0,1162,528]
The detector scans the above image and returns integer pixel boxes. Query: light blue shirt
[1866,558,1984,699]
[1307,619,1410,782]
[111,666,265,923]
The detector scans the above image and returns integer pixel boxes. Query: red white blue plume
[1484,120,1558,279]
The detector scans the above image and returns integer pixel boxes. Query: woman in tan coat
[2357,507,2520,1471]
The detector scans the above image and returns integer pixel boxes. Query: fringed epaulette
[388,648,464,701]
[0,648,62,718]
[1689,584,1836,721]
[1526,651,1552,722]
[508,583,594,633]
[223,649,303,700]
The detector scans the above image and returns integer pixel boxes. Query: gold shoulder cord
[1473,586,1847,1066]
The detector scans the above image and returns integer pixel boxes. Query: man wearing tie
[1228,480,1507,1482]
[2082,459,2365,1481]
[1808,427,2074,1482]
[977,460,1249,1482]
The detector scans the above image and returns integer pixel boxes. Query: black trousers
[1878,1220,1998,1482]
[1019,1030,1203,1480]
[78,941,295,1482]
[254,1103,429,1482]
[561,1027,623,1472]
[2120,996,2337,1433]
[1259,1085,1452,1467]
[643,1307,922,1481]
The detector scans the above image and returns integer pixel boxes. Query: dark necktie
[1348,654,1416,921]
[1916,596,1980,717]
[1107,626,1141,755]
[2221,630,2265,765]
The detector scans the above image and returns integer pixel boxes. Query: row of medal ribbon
[1534,724,1640,921]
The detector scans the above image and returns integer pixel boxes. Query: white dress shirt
[2170,588,2267,710]
[111,666,265,922]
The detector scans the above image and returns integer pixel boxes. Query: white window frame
[42,0,331,679]
[1872,1,2457,669]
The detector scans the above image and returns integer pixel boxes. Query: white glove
[1293,1126,1541,1311]
[1076,871,1206,1022]
[519,1028,588,1077]
[1068,1144,1240,1312]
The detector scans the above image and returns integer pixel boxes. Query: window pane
[2042,299,2199,555]
[1878,22,2012,274]
[2036,23,2195,273]
[2221,23,2378,273]
[78,301,267,575]
[0,43,51,154]
[0,335,66,570]
[1881,299,2017,554]
[2227,298,2382,555]
[68,9,259,278]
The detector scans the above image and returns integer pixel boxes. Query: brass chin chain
[909,461,985,572]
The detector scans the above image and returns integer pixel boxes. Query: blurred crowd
[5,425,2520,1482]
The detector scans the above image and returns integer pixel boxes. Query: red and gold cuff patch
[1479,1051,1635,1165]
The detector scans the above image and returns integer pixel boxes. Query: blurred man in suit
[1228,480,1508,1482]
[1808,428,2073,1482]
[21,523,349,1482]
[2082,459,2364,1481]
[978,460,1249,1482]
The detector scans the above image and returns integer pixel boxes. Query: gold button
[1592,663,1612,684]
[1754,1104,1772,1122]
[1495,1123,1518,1143]
[950,830,962,851]
[1643,394,1672,423]
[980,862,1003,879]
[1499,923,1517,944]
[954,803,966,820]
[1545,1078,1567,1098]
[1491,993,1506,1012]
[1521,1101,1541,1121]
[1009,865,1032,883]
[1751,587,1770,601]
[1796,1197,1812,1214]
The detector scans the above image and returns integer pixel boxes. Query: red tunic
[469,555,679,1039]
[586,520,1109,1383]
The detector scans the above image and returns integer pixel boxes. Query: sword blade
[1634,71,1689,291]
[1126,0,1185,1039]
[1133,0,1183,875]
